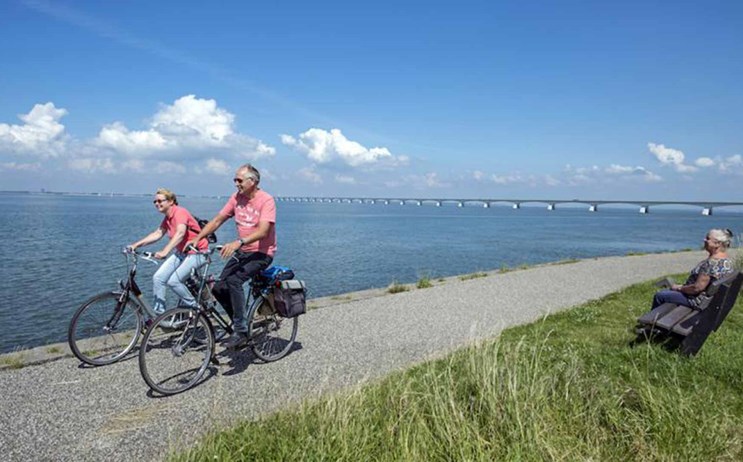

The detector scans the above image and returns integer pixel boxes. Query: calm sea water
[1,192,742,353]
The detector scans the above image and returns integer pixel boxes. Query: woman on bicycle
[128,188,209,314]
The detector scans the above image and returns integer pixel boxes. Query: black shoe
[222,332,248,349]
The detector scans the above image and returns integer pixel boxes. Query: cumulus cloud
[281,128,407,168]
[695,157,715,168]
[0,161,42,171]
[335,174,356,184]
[204,158,231,175]
[648,142,697,173]
[298,166,323,184]
[718,154,742,172]
[564,164,661,184]
[68,157,116,173]
[93,95,275,161]
[0,103,69,157]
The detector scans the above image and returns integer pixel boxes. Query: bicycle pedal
[210,356,220,365]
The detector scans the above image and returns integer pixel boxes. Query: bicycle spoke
[139,309,214,395]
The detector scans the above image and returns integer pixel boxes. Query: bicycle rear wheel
[68,292,142,366]
[138,308,215,395]
[249,300,298,362]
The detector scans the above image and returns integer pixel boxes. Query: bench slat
[637,303,677,325]
[655,306,696,330]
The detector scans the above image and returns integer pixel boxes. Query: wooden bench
[634,271,743,356]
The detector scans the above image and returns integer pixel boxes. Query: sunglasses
[153,199,168,204]
[233,177,255,184]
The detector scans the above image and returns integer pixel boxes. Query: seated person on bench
[651,228,735,310]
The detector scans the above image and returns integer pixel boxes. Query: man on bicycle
[186,163,276,349]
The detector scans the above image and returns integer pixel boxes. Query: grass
[459,272,488,281]
[416,276,433,289]
[0,353,25,369]
[387,281,409,294]
[330,295,353,302]
[173,273,743,461]
[46,346,62,354]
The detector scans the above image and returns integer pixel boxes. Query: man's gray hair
[709,228,734,248]
[237,163,261,184]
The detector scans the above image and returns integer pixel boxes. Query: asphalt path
[0,251,705,461]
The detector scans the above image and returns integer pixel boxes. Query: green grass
[460,272,488,281]
[416,276,433,289]
[0,354,25,369]
[387,281,409,294]
[46,346,62,354]
[172,274,743,461]
[330,295,353,302]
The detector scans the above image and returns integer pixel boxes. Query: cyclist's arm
[155,223,187,258]
[129,227,165,249]
[220,220,272,259]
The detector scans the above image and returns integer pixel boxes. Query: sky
[1,0,742,200]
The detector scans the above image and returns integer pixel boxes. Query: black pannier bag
[274,280,307,318]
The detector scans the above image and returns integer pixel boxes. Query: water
[1,192,742,353]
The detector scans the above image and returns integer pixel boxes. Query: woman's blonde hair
[155,188,178,205]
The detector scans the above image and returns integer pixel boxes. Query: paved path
[0,252,705,461]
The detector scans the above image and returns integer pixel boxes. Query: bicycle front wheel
[68,292,142,366]
[138,308,215,395]
[249,300,298,362]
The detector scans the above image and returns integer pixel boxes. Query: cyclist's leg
[219,252,272,347]
[212,256,244,321]
[152,254,180,314]
[167,252,206,307]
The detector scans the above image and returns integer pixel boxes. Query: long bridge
[276,197,743,215]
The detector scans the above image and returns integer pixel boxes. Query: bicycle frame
[119,249,160,319]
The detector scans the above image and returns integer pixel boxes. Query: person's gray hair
[237,163,260,184]
[708,228,734,248]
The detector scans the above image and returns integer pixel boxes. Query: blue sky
[1,0,741,200]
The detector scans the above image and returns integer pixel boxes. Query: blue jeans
[652,289,692,309]
[152,252,206,314]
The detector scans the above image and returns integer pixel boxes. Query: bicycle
[67,248,163,366]
[138,246,300,395]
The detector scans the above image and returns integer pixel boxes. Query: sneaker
[221,332,249,350]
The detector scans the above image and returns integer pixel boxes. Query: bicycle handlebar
[122,247,159,264]
[184,244,224,254]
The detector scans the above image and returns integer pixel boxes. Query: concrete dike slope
[0,251,706,461]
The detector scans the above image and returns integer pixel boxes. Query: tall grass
[173,276,743,461]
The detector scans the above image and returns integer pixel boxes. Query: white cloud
[695,157,715,168]
[204,158,231,175]
[92,95,275,162]
[648,142,697,173]
[68,157,116,173]
[0,103,69,157]
[335,174,356,184]
[281,128,407,168]
[298,166,323,184]
[718,154,742,172]
[472,170,485,181]
[0,161,42,171]
[564,164,662,184]
[491,174,525,185]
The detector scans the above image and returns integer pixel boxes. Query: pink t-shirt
[219,190,277,256]
[159,205,209,253]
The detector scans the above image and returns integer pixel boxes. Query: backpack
[190,216,218,243]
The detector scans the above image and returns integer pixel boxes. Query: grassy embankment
[173,270,743,461]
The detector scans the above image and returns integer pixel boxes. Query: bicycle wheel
[68,291,142,366]
[138,308,214,395]
[249,300,298,362]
